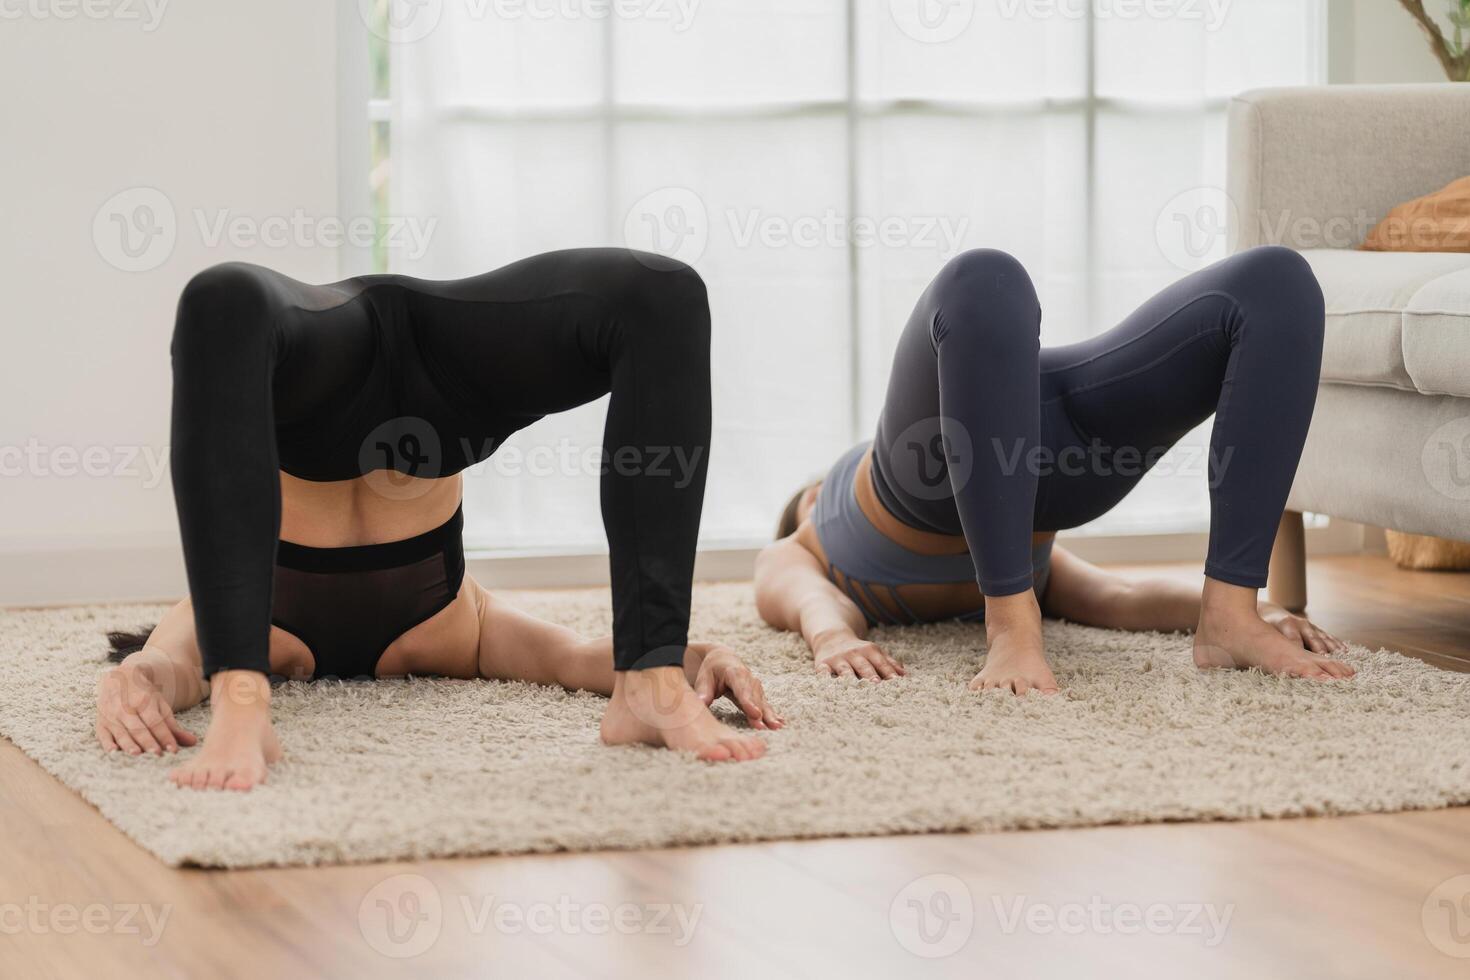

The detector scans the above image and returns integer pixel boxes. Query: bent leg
[408,249,768,755]
[872,248,1043,596]
[1037,245,1324,588]
[1035,246,1349,679]
[409,249,711,672]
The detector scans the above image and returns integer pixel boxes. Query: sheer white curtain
[380,0,1325,552]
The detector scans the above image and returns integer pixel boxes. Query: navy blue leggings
[870,245,1325,595]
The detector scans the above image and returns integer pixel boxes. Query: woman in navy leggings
[756,246,1355,692]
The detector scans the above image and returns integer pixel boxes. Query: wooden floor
[3,554,1469,979]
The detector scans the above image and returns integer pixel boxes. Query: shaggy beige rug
[2,583,1469,868]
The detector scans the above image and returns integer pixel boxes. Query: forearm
[794,595,868,661]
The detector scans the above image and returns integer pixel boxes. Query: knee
[927,249,1040,348]
[1224,247,1323,317]
[616,253,711,351]
[1220,246,1325,347]
[172,263,277,364]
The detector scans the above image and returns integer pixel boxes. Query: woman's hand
[814,633,905,681]
[95,661,198,755]
[1259,602,1348,656]
[691,645,785,731]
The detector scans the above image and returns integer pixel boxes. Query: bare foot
[600,665,766,762]
[170,671,283,791]
[969,591,1058,695]
[1194,580,1355,680]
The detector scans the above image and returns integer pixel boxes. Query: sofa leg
[1268,510,1308,613]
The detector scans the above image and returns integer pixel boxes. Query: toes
[696,741,734,762]
[224,769,259,792]
[733,737,765,761]
[170,764,207,791]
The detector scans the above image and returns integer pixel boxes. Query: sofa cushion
[1299,249,1470,394]
[1403,267,1470,398]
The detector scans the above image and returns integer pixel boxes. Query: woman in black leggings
[98,249,781,791]
[756,246,1354,691]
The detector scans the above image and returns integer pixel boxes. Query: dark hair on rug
[775,481,820,540]
[105,627,155,663]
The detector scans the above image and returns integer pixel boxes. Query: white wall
[1329,0,1448,84]
[0,2,341,602]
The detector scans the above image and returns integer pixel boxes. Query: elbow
[753,580,786,631]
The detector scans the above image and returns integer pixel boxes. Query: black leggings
[871,245,1325,595]
[170,248,711,677]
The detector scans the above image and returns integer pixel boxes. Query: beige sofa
[1225,84,1470,609]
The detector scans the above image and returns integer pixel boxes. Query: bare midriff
[794,449,1053,623]
[277,470,463,548]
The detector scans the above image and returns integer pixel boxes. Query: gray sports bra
[811,442,1053,626]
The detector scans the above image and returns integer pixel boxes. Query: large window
[361,0,1326,554]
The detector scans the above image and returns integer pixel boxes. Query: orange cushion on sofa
[1361,175,1470,252]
